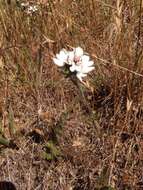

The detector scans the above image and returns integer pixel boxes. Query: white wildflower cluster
[53,47,94,82]
[20,2,38,15]
[27,5,38,14]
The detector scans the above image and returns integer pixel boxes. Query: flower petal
[57,49,68,62]
[75,65,82,72]
[82,66,94,73]
[69,63,76,72]
[76,72,87,82]
[86,61,94,67]
[74,47,84,57]
[53,58,65,67]
[68,51,75,64]
[81,55,90,63]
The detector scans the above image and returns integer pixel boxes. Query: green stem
[70,75,91,112]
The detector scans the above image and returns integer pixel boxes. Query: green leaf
[43,140,61,161]
[0,119,3,134]
[43,152,54,161]
[0,136,9,146]
[46,141,61,157]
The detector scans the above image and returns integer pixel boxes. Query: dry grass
[0,0,143,190]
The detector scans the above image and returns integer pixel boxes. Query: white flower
[27,5,38,14]
[20,2,38,14]
[69,47,94,82]
[67,47,84,66]
[53,47,94,82]
[53,49,68,67]
[21,3,29,7]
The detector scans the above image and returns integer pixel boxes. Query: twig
[92,54,143,78]
[94,0,117,10]
[134,0,143,69]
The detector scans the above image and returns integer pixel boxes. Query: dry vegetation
[0,0,143,189]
